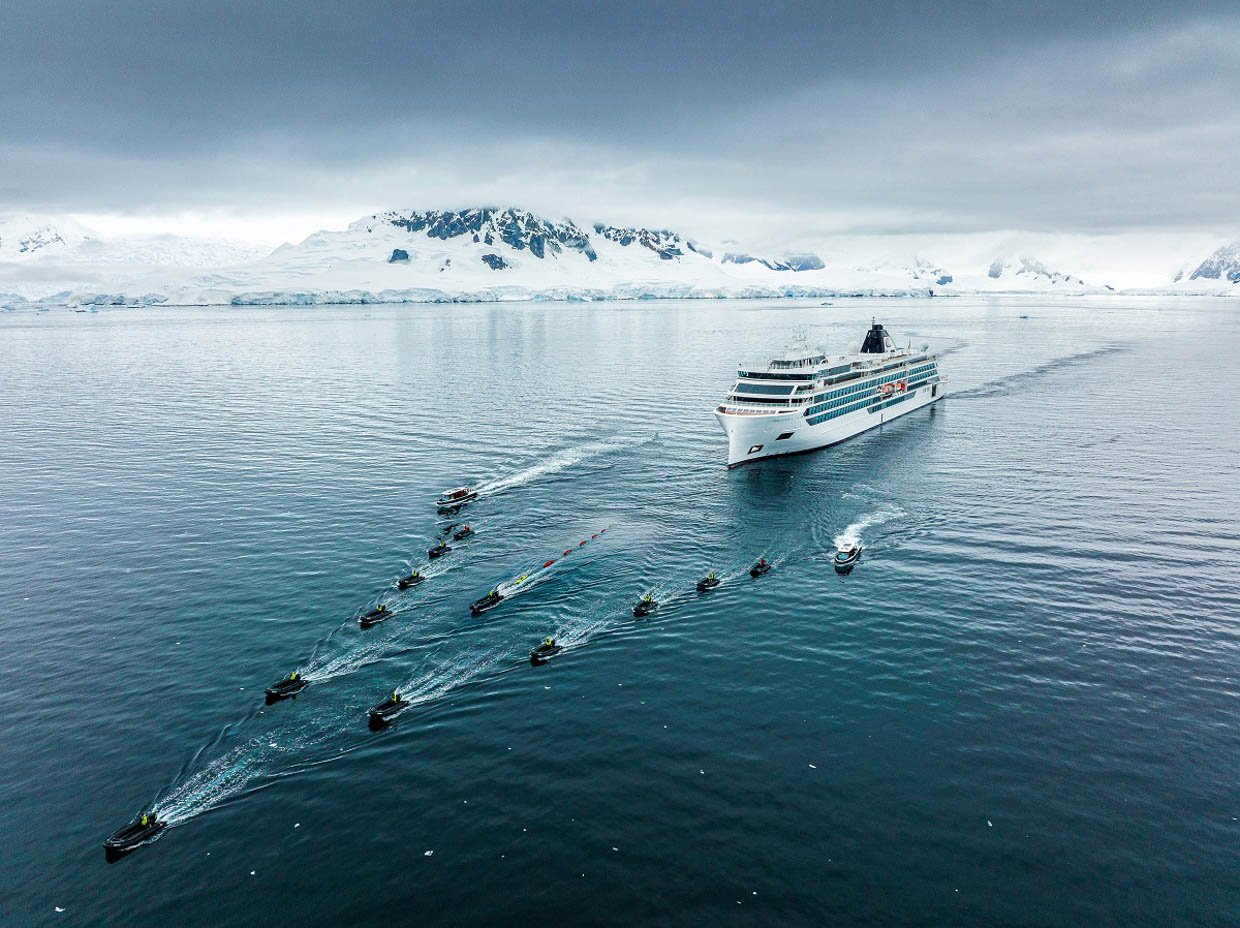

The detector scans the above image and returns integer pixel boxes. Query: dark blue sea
[1,298,1237,926]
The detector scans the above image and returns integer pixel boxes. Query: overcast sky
[2,0,1238,245]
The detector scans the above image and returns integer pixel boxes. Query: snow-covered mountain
[56,207,1140,308]
[0,215,94,259]
[0,215,269,304]
[1186,241,1240,284]
[986,256,1088,288]
[3,208,1237,307]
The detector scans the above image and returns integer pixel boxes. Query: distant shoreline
[4,288,1237,312]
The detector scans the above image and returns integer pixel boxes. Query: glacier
[2,208,1237,309]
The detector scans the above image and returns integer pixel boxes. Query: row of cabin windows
[730,382,796,396]
[805,394,872,423]
[737,359,937,397]
[805,383,926,425]
[806,393,870,417]
[725,394,800,405]
[869,387,924,411]
[805,365,932,413]
[737,370,815,381]
[807,379,871,410]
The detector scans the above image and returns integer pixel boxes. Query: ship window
[738,371,815,380]
[731,383,796,396]
[727,394,796,404]
[776,432,795,441]
[747,444,764,454]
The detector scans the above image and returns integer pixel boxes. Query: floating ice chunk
[809,764,817,769]
[294,823,300,828]
[424,850,433,857]
[987,820,993,827]
[250,871,256,876]
[55,907,65,913]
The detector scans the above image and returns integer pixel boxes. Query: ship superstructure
[714,322,944,467]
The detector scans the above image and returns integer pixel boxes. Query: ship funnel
[859,322,893,354]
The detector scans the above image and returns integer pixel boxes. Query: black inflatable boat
[470,590,503,616]
[359,604,391,628]
[103,815,165,858]
[529,640,563,665]
[633,596,658,617]
[696,574,721,592]
[397,570,425,590]
[368,693,408,727]
[265,673,309,702]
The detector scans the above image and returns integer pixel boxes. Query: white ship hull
[717,382,945,467]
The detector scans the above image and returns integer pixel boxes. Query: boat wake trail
[397,648,505,706]
[153,525,618,827]
[156,730,297,826]
[303,633,400,684]
[952,346,1126,400]
[834,504,906,548]
[477,435,654,497]
[299,540,465,681]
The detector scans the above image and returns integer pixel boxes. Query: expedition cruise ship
[715,322,944,467]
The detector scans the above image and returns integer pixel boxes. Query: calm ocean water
[1,297,1237,926]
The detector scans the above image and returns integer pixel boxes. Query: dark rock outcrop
[1188,241,1240,282]
[593,224,685,260]
[380,208,597,261]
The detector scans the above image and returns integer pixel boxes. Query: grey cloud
[2,1,1237,240]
